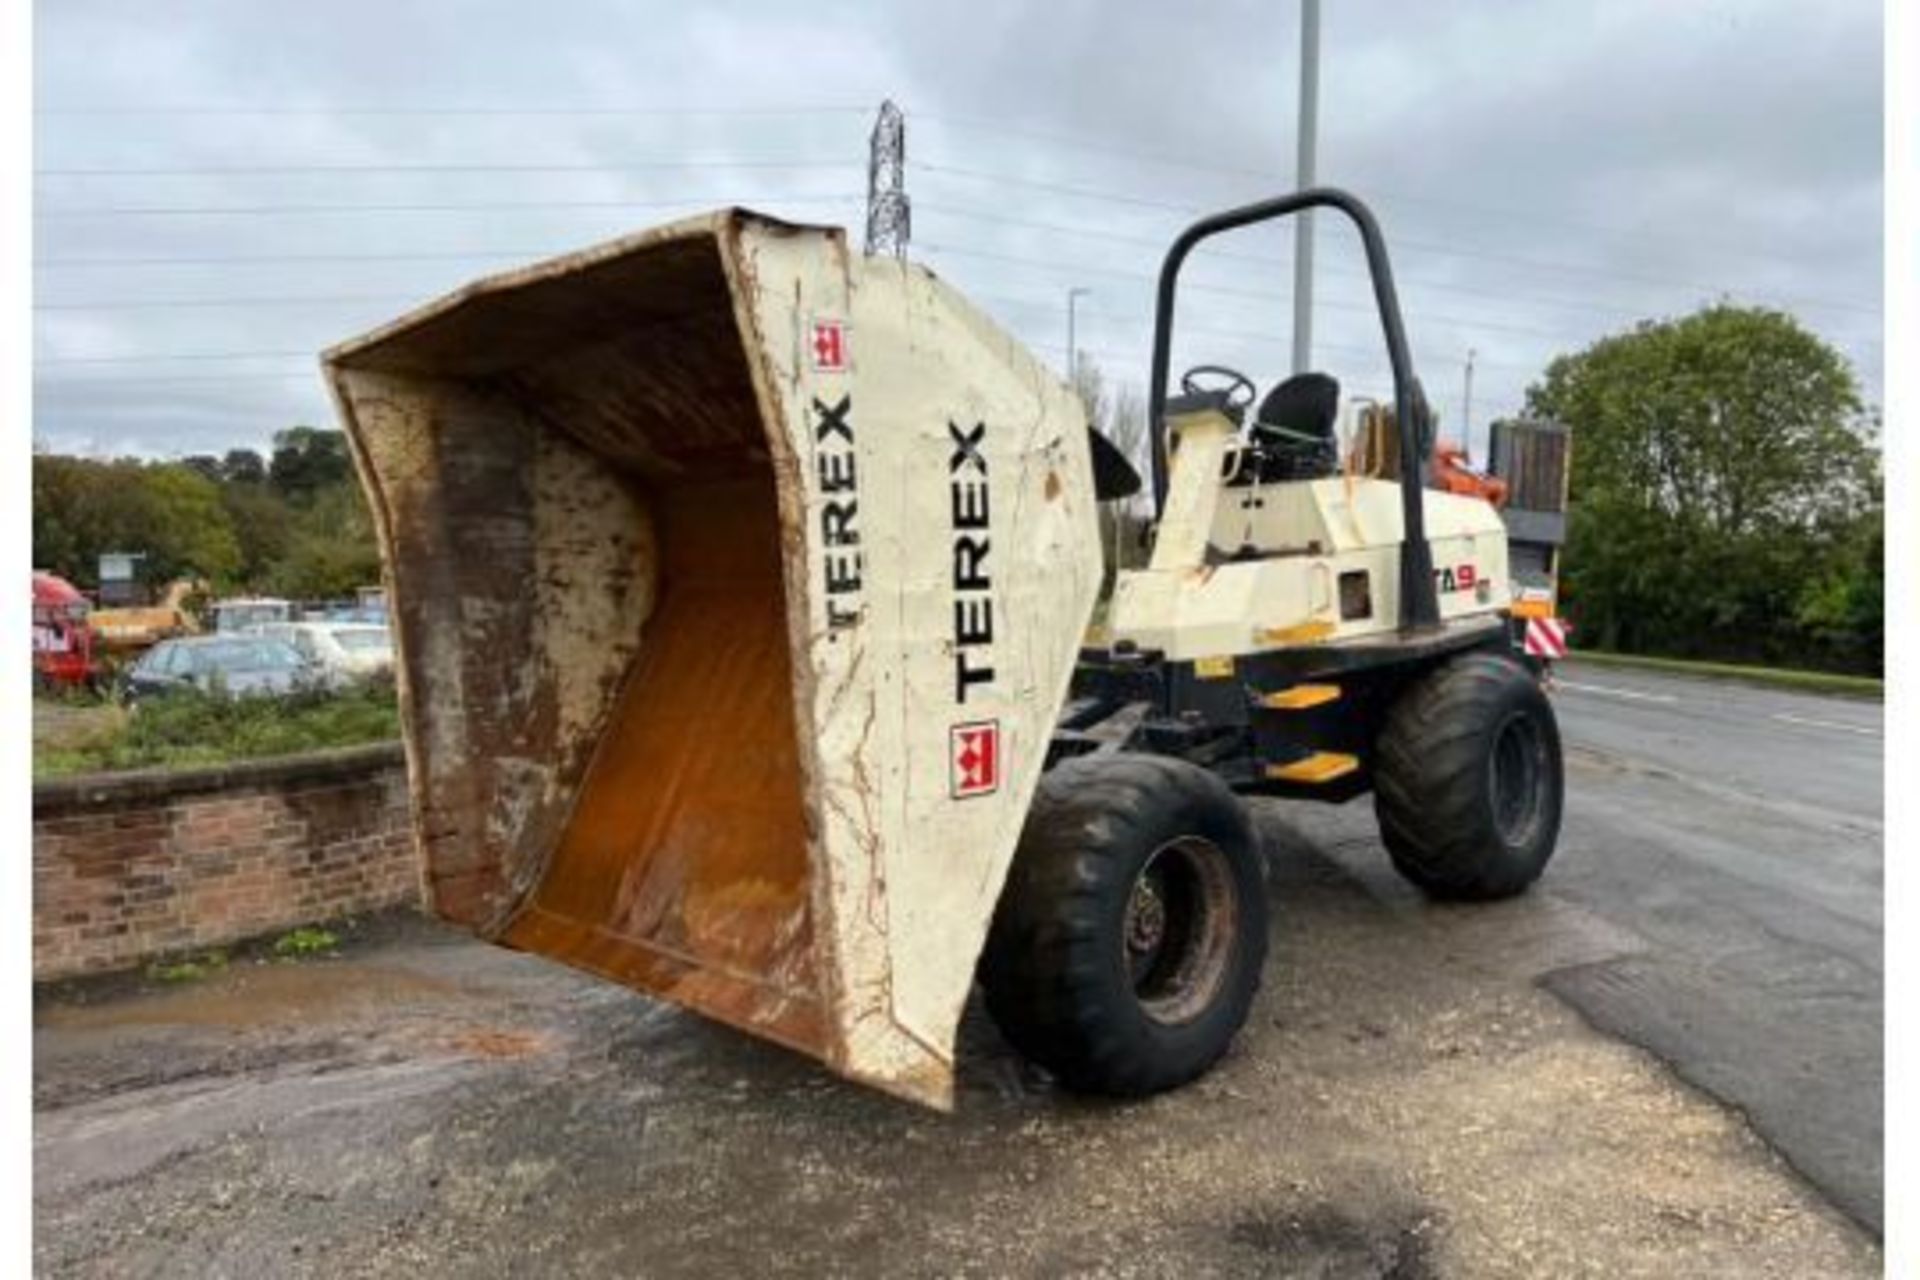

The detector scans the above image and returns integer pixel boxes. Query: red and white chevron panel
[1524,616,1570,659]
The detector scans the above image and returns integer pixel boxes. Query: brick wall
[33,743,421,981]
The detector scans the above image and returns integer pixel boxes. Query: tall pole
[1462,347,1477,455]
[1066,286,1090,385]
[1290,0,1320,375]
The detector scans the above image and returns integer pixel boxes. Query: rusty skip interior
[329,226,828,1057]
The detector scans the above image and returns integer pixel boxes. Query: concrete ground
[35,670,1882,1279]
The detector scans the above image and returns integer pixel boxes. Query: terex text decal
[813,393,862,629]
[948,419,995,702]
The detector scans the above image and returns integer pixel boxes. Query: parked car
[257,622,394,681]
[211,596,293,634]
[323,605,389,626]
[122,635,327,702]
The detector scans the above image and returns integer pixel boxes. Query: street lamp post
[1291,0,1320,376]
[1066,286,1091,386]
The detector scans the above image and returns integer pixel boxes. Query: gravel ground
[33,779,1880,1278]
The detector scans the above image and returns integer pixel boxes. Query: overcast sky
[32,0,1883,461]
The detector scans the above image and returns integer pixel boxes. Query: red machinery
[32,571,99,691]
[1431,442,1509,507]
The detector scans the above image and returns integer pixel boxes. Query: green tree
[32,456,243,590]
[129,464,243,588]
[222,448,267,486]
[221,480,295,585]
[267,483,382,599]
[181,454,224,484]
[268,426,353,503]
[1527,305,1881,672]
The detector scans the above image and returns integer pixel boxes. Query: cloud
[33,0,1882,458]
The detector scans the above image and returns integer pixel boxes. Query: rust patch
[1260,619,1338,647]
[37,964,466,1031]
[501,472,826,1057]
[444,1027,552,1059]
[1044,470,1063,501]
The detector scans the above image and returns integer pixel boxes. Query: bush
[272,926,340,959]
[34,681,400,777]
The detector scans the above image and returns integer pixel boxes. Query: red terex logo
[810,319,848,372]
[951,720,1001,799]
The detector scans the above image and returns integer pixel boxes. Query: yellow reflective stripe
[1260,684,1342,710]
[1265,751,1360,783]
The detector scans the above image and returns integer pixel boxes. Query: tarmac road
[30,662,1884,1275]
[1541,661,1884,1233]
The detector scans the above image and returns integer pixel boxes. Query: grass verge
[1567,649,1882,699]
[33,681,401,778]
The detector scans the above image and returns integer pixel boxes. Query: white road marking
[1556,680,1679,705]
[1770,713,1881,739]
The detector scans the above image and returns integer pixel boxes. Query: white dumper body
[327,211,1103,1109]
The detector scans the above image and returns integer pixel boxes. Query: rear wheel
[979,754,1268,1096]
[1373,650,1563,899]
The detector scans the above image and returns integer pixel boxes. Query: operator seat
[1250,372,1341,482]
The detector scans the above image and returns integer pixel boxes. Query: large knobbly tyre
[979,754,1268,1096]
[1373,650,1564,900]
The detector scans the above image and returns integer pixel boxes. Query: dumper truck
[325,189,1563,1110]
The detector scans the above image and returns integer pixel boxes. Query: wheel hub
[1490,711,1546,846]
[1126,877,1168,957]
[1122,838,1240,1026]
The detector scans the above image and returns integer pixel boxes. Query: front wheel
[978,754,1268,1096]
[1373,651,1564,900]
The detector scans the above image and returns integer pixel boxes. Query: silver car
[123,635,330,702]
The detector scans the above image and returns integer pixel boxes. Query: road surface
[30,661,1883,1274]
[1539,660,1884,1233]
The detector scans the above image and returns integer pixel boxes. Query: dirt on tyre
[978,754,1268,1096]
[1373,650,1563,900]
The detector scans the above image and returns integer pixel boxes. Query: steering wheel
[1179,365,1258,414]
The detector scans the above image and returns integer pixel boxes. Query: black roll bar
[1145,188,1439,631]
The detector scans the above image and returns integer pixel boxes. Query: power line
[1015,336,1533,414]
[32,99,1856,297]
[911,200,1881,335]
[39,250,562,269]
[36,104,870,117]
[917,160,1193,212]
[30,314,1540,398]
[912,113,1875,283]
[25,229,1848,364]
[918,239,1608,344]
[966,288,1497,370]
[36,294,411,312]
[35,181,1882,338]
[34,371,320,388]
[33,193,860,219]
[911,160,1882,318]
[37,159,855,177]
[31,198,1881,351]
[36,350,314,366]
